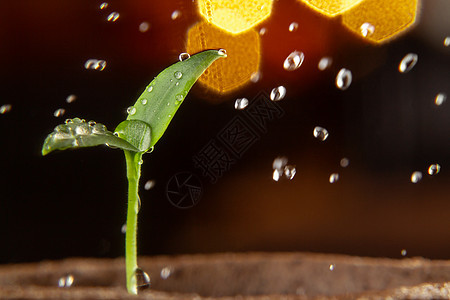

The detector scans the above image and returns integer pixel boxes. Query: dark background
[0,0,449,264]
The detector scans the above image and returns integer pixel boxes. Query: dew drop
[410,171,422,183]
[401,249,407,257]
[259,27,267,35]
[283,50,305,71]
[175,94,184,103]
[273,156,288,171]
[179,52,190,61]
[107,12,120,22]
[250,71,261,83]
[141,98,148,105]
[160,267,172,280]
[58,274,74,288]
[444,37,450,47]
[329,173,339,183]
[340,158,350,168]
[99,2,108,10]
[75,125,90,135]
[318,57,332,71]
[127,106,136,115]
[234,98,249,110]
[398,53,418,73]
[138,159,143,165]
[434,93,446,106]
[270,86,286,101]
[0,104,12,114]
[147,86,153,93]
[288,22,298,32]
[66,94,77,103]
[92,123,107,134]
[335,68,352,90]
[428,164,441,176]
[84,59,106,71]
[174,71,183,79]
[146,146,154,153]
[284,165,296,180]
[139,22,150,33]
[329,264,335,271]
[313,126,329,141]
[132,268,151,291]
[144,180,155,190]
[360,22,375,37]
[272,169,282,182]
[53,108,66,118]
[121,224,127,234]
[218,49,227,57]
[171,10,181,20]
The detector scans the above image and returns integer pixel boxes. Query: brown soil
[0,252,449,299]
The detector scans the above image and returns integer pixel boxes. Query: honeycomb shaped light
[197,0,273,34]
[299,0,364,17]
[186,21,260,94]
[342,0,419,43]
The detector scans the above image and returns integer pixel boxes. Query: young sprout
[42,49,227,294]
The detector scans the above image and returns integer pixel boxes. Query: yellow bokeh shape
[299,0,364,17]
[186,21,260,94]
[342,0,419,43]
[197,0,273,34]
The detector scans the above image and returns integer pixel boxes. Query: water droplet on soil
[335,68,352,90]
[58,274,74,288]
[410,171,422,183]
[318,57,332,71]
[329,173,339,183]
[288,22,298,32]
[434,93,446,106]
[179,52,190,61]
[283,50,304,71]
[107,12,120,22]
[147,86,153,93]
[0,104,12,114]
[270,86,286,101]
[360,22,375,37]
[428,164,441,175]
[313,126,329,141]
[53,108,66,117]
[399,53,418,73]
[234,98,249,110]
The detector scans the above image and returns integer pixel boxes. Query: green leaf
[42,118,140,156]
[118,49,227,149]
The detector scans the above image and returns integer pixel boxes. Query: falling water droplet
[0,104,12,114]
[410,171,422,183]
[132,268,151,291]
[284,165,296,180]
[270,86,286,101]
[250,71,261,83]
[428,164,441,175]
[273,156,288,171]
[234,98,249,110]
[272,169,282,182]
[171,10,181,20]
[313,126,329,141]
[335,68,352,90]
[259,27,267,35]
[318,57,332,71]
[434,93,446,106]
[179,52,190,61]
[53,108,66,117]
[58,274,74,288]
[174,71,183,79]
[398,53,418,73]
[218,49,227,57]
[144,180,155,190]
[329,173,339,183]
[127,106,136,115]
[401,249,407,256]
[340,158,350,168]
[84,59,107,71]
[288,22,298,32]
[360,22,375,37]
[160,267,172,280]
[140,99,148,105]
[121,224,127,234]
[139,22,150,32]
[107,12,120,22]
[329,264,335,271]
[99,2,108,10]
[444,37,450,47]
[283,50,305,71]
[66,94,77,103]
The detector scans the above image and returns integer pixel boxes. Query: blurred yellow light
[186,21,260,94]
[197,0,273,34]
[299,0,364,17]
[342,0,419,43]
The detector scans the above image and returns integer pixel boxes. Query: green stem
[124,150,143,295]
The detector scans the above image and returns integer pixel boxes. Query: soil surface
[0,252,449,299]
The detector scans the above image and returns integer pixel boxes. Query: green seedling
[42,49,227,294]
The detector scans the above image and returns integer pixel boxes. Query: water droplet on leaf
[179,52,190,61]
[107,12,120,22]
[283,50,304,71]
[329,173,339,183]
[141,99,148,105]
[270,86,286,101]
[147,86,153,93]
[132,268,151,291]
[428,164,441,175]
[360,22,375,37]
[410,171,422,183]
[174,71,183,79]
[127,106,136,115]
[218,49,227,57]
[313,126,329,141]
[335,68,352,90]
[234,98,249,110]
[399,53,418,73]
[175,94,184,103]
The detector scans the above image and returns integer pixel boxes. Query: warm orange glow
[197,0,273,34]
[186,21,261,94]
[299,0,363,17]
[342,0,419,43]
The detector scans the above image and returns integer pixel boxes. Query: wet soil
[0,252,449,299]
